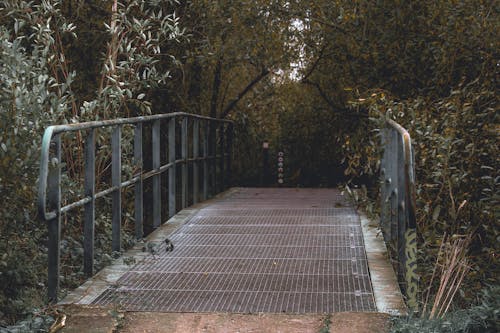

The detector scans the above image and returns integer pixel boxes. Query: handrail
[38,112,233,302]
[380,118,418,310]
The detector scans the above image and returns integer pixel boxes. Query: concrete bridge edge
[358,210,407,315]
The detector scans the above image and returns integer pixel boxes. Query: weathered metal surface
[38,113,233,301]
[192,120,200,204]
[380,119,417,309]
[134,123,144,240]
[47,135,61,303]
[92,188,376,313]
[83,129,96,277]
[111,125,122,252]
[168,118,176,218]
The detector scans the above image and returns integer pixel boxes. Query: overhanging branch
[219,68,270,119]
[303,79,369,119]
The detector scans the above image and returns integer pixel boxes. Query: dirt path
[60,306,391,333]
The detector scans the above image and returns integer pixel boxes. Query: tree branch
[220,68,270,119]
[302,79,369,118]
[301,43,327,82]
[210,56,223,118]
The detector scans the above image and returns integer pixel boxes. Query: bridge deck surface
[90,188,376,313]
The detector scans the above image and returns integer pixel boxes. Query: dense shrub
[0,0,183,325]
[390,286,500,333]
[0,1,74,321]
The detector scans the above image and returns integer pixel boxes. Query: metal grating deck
[92,188,376,313]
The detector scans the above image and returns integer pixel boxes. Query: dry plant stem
[441,265,469,317]
[438,255,461,315]
[438,238,470,317]
[429,242,456,318]
[430,251,452,319]
[422,233,447,316]
[429,237,470,319]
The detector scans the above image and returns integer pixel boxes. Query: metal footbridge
[37,113,416,314]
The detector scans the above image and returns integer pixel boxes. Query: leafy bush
[328,0,499,306]
[390,286,499,333]
[0,0,184,325]
[0,0,74,322]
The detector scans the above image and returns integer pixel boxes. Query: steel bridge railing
[380,119,418,310]
[38,112,233,302]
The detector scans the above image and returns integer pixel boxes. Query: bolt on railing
[38,112,233,302]
[380,119,418,310]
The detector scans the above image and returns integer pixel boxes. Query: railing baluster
[181,117,188,209]
[152,120,161,228]
[380,119,418,310]
[397,136,406,282]
[203,121,209,200]
[83,129,96,277]
[134,123,143,239]
[47,134,61,302]
[380,127,390,243]
[390,130,399,247]
[212,124,217,197]
[219,123,225,192]
[193,119,200,204]
[227,123,233,189]
[38,113,233,302]
[168,118,176,218]
[112,125,122,252]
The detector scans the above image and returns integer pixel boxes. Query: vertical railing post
[226,123,233,189]
[380,127,390,242]
[181,117,188,209]
[219,123,225,192]
[405,142,418,310]
[203,121,209,200]
[193,119,199,204]
[380,120,419,311]
[152,120,161,228]
[83,129,96,277]
[47,135,61,302]
[111,125,122,252]
[168,117,176,218]
[390,130,399,249]
[134,123,143,239]
[210,121,217,196]
[397,136,407,284]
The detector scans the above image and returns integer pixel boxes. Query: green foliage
[390,286,500,333]
[80,0,184,120]
[284,0,499,306]
[0,0,74,322]
[0,0,184,325]
[347,78,499,301]
[0,0,498,326]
